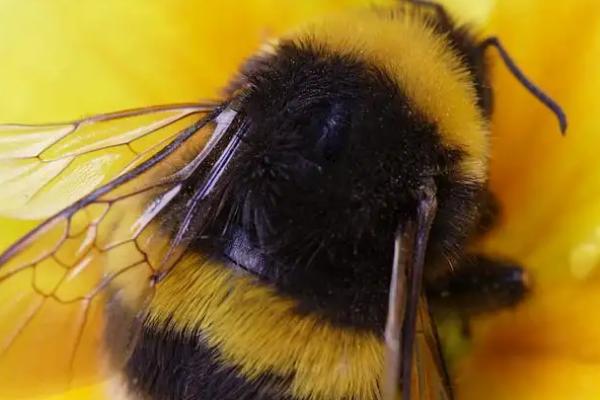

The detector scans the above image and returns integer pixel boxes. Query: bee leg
[427,255,530,324]
[475,189,501,236]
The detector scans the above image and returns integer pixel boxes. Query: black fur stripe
[124,323,293,400]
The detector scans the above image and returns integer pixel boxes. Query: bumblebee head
[232,42,466,253]
[206,9,493,329]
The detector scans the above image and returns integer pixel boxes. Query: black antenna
[480,37,567,134]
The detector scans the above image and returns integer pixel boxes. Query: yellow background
[1,1,600,399]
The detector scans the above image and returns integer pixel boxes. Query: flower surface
[0,1,598,399]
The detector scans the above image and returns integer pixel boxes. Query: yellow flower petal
[0,0,391,123]
[458,285,600,400]
[481,0,600,284]
[1,0,598,399]
[460,0,600,399]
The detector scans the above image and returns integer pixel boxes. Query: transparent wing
[384,186,452,400]
[412,295,453,400]
[0,104,241,398]
[0,103,214,220]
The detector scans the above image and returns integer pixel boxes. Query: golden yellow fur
[149,254,384,400]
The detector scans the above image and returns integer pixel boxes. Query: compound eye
[315,102,350,162]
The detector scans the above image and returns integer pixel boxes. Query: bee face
[203,39,485,331]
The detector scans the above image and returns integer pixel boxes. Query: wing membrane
[0,104,242,398]
[0,104,213,220]
[383,182,453,400]
[412,296,453,400]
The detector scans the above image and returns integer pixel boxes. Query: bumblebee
[0,1,566,399]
